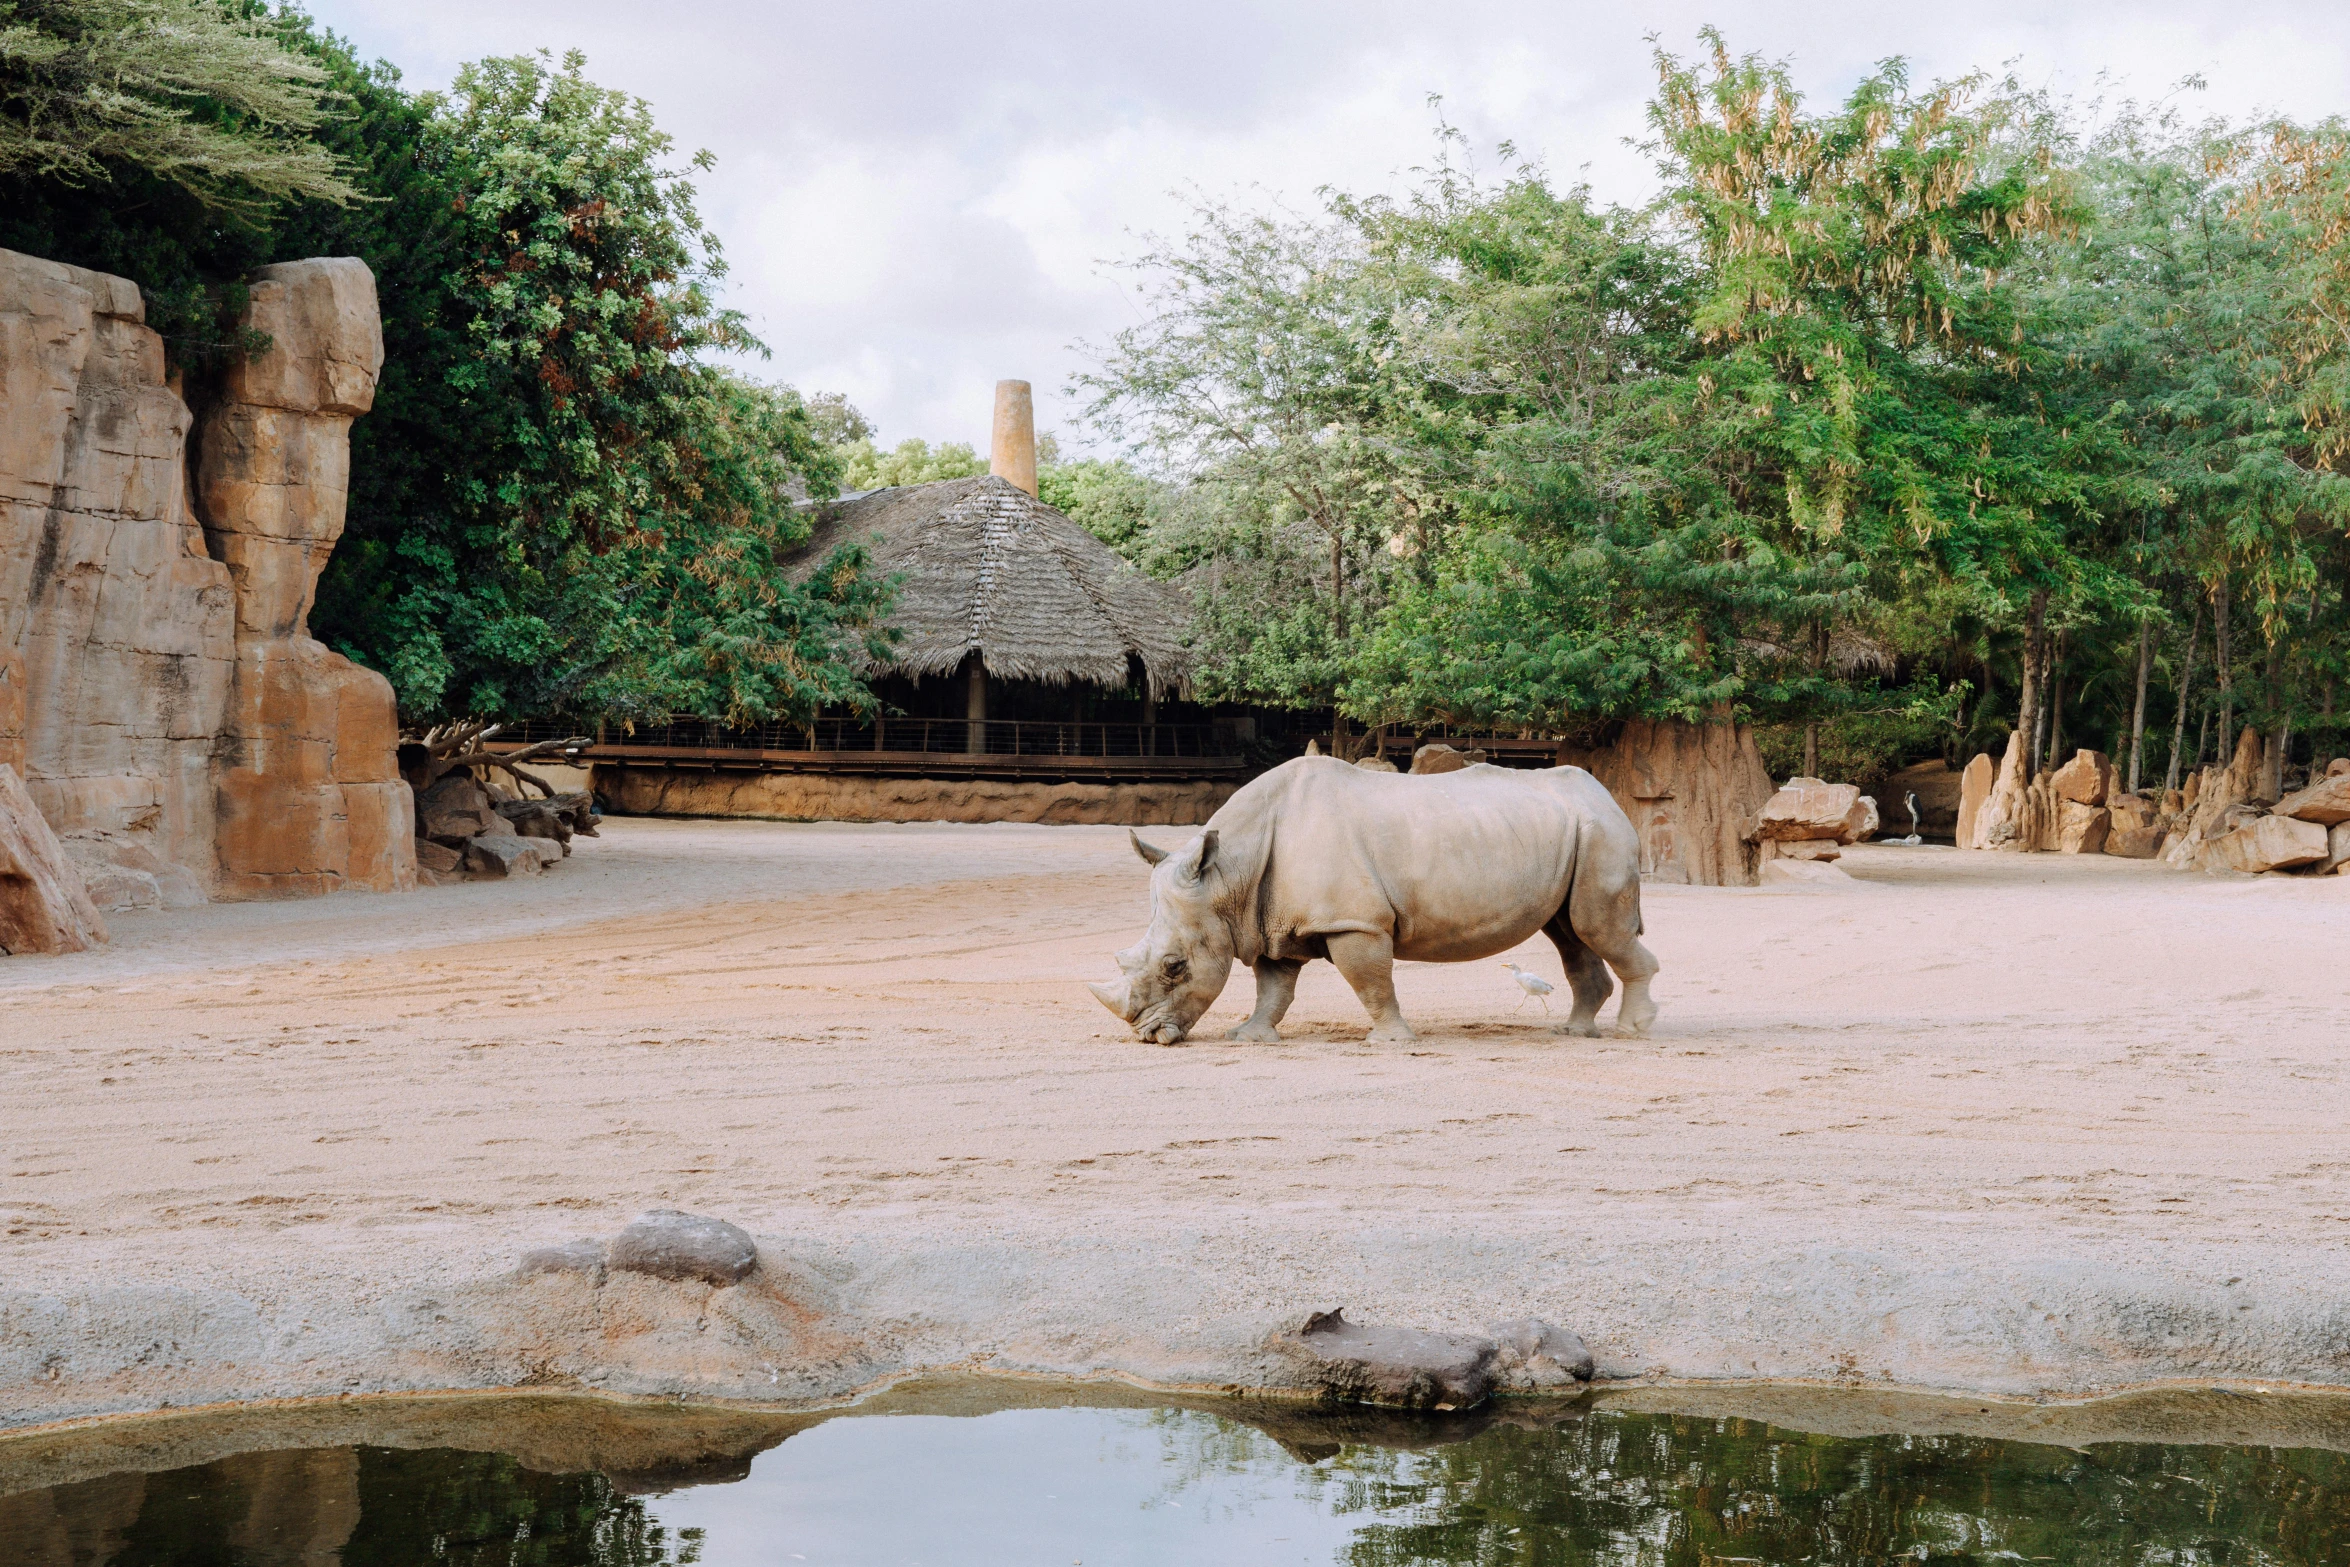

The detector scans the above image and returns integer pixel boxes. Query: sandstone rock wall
[0,247,413,911]
[598,766,1237,826]
[1568,718,1777,887]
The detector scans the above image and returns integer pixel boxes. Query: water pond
[7,1381,2350,1565]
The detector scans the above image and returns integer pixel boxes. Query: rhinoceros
[1089,756,1659,1044]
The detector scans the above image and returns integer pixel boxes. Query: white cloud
[309,0,2350,449]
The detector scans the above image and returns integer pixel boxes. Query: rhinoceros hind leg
[1225,959,1304,1042]
[1327,932,1416,1042]
[1544,923,1612,1037]
[1607,940,1661,1037]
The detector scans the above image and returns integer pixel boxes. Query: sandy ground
[9,817,2350,1428]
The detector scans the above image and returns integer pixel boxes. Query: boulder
[519,1238,606,1281]
[1972,732,2057,852]
[2330,758,2350,780]
[0,763,108,953]
[1755,778,1871,843]
[1955,752,1995,848]
[2210,814,2330,875]
[2274,774,2350,827]
[418,773,498,845]
[608,1209,758,1287]
[2165,729,2268,871]
[496,797,575,849]
[1853,794,1880,841]
[2056,801,2110,856]
[1486,1318,1594,1389]
[464,834,553,878]
[2048,749,2114,806]
[1353,755,1400,772]
[1766,838,1842,862]
[411,837,462,875]
[1410,744,1487,775]
[2323,821,2350,876]
[1268,1309,1496,1411]
[2103,797,2165,858]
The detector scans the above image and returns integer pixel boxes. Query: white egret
[1501,961,1553,1014]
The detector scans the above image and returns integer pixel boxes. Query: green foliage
[6,22,883,730]
[1081,39,2350,788]
[1037,456,1164,555]
[0,0,359,213]
[837,435,987,489]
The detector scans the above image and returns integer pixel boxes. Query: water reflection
[6,1391,2350,1566]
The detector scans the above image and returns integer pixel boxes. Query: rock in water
[1487,1318,1595,1388]
[0,764,107,953]
[1269,1308,1497,1410]
[608,1210,758,1287]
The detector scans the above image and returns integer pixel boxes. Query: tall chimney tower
[989,379,1037,496]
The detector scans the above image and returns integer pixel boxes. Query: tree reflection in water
[11,1403,2350,1565]
[1296,1412,2350,1566]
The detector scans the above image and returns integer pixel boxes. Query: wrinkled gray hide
[1090,757,1658,1044]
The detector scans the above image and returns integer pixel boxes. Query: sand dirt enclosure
[7,818,2350,1433]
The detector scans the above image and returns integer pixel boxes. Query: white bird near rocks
[1502,961,1553,1014]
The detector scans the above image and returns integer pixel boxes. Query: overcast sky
[304,1,2350,454]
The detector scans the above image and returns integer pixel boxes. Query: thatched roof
[789,475,1192,696]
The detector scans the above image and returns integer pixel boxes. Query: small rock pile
[1751,777,1879,877]
[1268,1308,1595,1410]
[413,770,599,884]
[520,1209,760,1288]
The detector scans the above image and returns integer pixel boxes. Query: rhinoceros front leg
[1326,931,1417,1042]
[1225,959,1303,1042]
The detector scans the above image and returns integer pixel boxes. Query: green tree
[0,0,358,212]
[837,435,987,489]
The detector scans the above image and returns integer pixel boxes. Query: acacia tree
[1078,200,1423,746]
[0,0,358,211]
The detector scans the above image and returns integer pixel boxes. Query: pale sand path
[7,817,2350,1424]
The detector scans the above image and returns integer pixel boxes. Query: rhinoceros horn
[1088,979,1139,1021]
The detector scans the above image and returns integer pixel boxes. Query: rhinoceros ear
[1129,830,1168,866]
[1180,829,1219,882]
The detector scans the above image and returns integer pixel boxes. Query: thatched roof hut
[790,475,1192,697]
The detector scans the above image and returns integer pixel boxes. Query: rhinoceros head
[1089,828,1234,1044]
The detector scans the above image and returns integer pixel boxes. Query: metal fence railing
[494,717,1238,760]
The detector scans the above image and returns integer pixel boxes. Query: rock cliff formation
[1570,718,1778,887]
[0,247,412,937]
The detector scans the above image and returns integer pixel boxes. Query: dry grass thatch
[788,476,1193,696]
